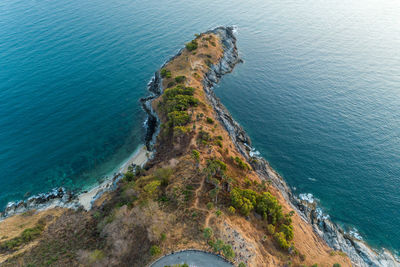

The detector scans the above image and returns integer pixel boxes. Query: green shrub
[160,68,171,78]
[173,126,189,137]
[203,227,213,240]
[192,149,200,162]
[144,180,161,196]
[215,210,222,217]
[185,40,198,51]
[167,81,175,87]
[154,168,173,186]
[124,171,135,182]
[222,244,235,259]
[174,75,186,83]
[207,202,214,210]
[88,249,105,264]
[234,156,250,170]
[274,232,290,250]
[168,111,191,126]
[0,222,45,252]
[150,245,161,256]
[228,206,236,214]
[197,130,211,144]
[160,233,166,241]
[279,224,294,241]
[230,188,257,216]
[238,263,246,267]
[206,117,214,124]
[267,224,275,235]
[255,192,284,225]
[333,264,341,267]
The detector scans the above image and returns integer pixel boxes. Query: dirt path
[192,170,213,228]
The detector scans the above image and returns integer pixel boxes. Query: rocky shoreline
[194,26,399,267]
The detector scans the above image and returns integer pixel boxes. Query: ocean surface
[1,0,399,257]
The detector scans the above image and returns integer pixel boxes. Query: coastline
[191,26,399,267]
[78,145,150,210]
[0,25,398,266]
[0,144,150,219]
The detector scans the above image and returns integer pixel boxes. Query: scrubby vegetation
[0,220,45,252]
[185,39,198,51]
[230,187,294,250]
[174,75,186,83]
[161,68,172,78]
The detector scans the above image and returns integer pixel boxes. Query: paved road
[151,250,233,267]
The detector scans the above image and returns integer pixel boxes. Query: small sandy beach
[78,145,150,210]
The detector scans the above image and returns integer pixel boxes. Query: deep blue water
[1,0,399,256]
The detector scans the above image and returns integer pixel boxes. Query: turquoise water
[1,0,399,256]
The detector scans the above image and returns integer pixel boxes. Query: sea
[1,0,399,258]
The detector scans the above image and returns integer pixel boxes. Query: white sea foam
[299,193,315,203]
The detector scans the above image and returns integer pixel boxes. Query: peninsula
[0,26,383,267]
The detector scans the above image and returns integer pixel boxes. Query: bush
[239,263,246,267]
[207,202,214,210]
[230,188,257,216]
[206,117,214,124]
[279,224,294,241]
[267,224,275,235]
[150,245,161,256]
[185,40,198,51]
[256,192,284,225]
[228,206,236,214]
[173,126,189,137]
[174,75,186,83]
[234,156,250,170]
[144,180,161,197]
[160,233,166,241]
[274,232,290,250]
[168,111,191,126]
[222,244,235,259]
[215,210,222,217]
[124,171,135,182]
[160,68,171,78]
[197,130,211,144]
[167,81,175,87]
[203,228,213,240]
[88,249,105,264]
[212,239,225,253]
[333,264,341,267]
[192,149,200,162]
[154,168,173,186]
[0,222,45,252]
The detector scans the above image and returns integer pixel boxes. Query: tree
[228,206,236,214]
[185,40,198,51]
[124,171,135,182]
[222,244,235,259]
[174,75,186,83]
[212,239,224,253]
[203,228,213,240]
[150,245,161,256]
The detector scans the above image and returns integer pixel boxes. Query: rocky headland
[0,26,397,267]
